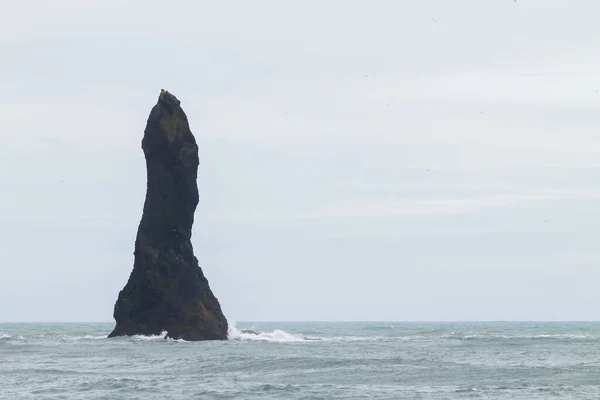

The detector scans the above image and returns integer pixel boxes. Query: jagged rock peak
[159,88,180,107]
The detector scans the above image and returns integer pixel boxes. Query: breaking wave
[129,331,188,342]
[228,323,319,342]
[130,331,169,341]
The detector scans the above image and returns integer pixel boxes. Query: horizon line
[2,320,600,324]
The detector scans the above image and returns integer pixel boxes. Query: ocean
[1,322,599,399]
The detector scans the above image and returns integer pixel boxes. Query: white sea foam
[51,334,107,342]
[228,322,312,342]
[81,335,108,340]
[0,333,11,340]
[130,331,169,341]
[127,331,188,342]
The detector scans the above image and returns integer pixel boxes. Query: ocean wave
[228,323,319,342]
[80,335,108,340]
[128,331,186,342]
[130,331,169,341]
[55,334,108,342]
[301,333,598,343]
[444,333,596,341]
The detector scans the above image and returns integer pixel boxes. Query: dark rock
[108,90,228,341]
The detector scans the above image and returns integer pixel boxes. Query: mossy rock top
[158,89,181,108]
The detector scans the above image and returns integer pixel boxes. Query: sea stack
[108,90,228,341]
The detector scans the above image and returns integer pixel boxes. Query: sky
[2,0,600,322]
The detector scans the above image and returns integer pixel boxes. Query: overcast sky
[2,0,600,322]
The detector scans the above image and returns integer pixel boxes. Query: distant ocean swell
[1,324,598,343]
[3,322,600,399]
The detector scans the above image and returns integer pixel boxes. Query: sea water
[1,322,600,399]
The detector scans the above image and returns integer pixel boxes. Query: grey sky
[2,0,600,322]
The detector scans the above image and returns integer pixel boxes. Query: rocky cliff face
[108,90,228,341]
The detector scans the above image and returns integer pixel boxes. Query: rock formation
[108,90,228,341]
